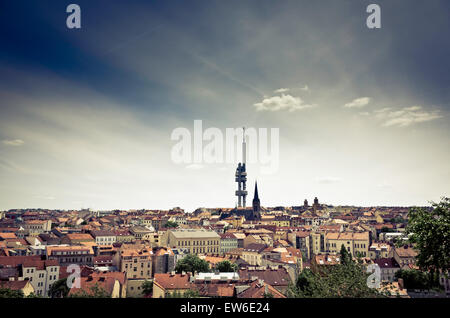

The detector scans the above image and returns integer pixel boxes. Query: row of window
[178,240,218,246]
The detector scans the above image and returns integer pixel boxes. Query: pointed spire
[254,181,259,200]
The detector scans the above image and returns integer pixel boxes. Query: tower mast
[235,127,248,208]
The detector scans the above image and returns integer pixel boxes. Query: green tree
[69,283,110,298]
[175,254,210,275]
[339,244,352,266]
[405,197,450,275]
[215,260,238,272]
[164,221,179,228]
[0,288,24,298]
[49,278,70,298]
[141,280,153,296]
[288,257,384,298]
[395,269,441,291]
[184,289,200,298]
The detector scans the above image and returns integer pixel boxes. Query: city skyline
[1,1,449,212]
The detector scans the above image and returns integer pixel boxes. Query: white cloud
[274,88,289,93]
[2,139,25,146]
[344,97,371,108]
[254,93,316,112]
[186,164,204,170]
[33,195,56,200]
[376,106,442,127]
[316,177,341,184]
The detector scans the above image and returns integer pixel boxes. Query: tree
[288,257,384,298]
[164,221,179,228]
[405,197,450,275]
[395,269,441,291]
[175,254,210,275]
[380,227,394,233]
[69,283,110,298]
[339,244,352,266]
[49,278,70,298]
[141,280,153,296]
[0,288,24,298]
[215,260,238,273]
[184,289,200,298]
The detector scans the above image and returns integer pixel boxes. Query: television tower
[235,127,248,208]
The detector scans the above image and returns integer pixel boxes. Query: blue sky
[0,0,449,211]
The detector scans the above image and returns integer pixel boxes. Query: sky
[0,0,449,211]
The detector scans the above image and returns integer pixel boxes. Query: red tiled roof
[154,273,191,290]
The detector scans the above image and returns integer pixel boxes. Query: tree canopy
[215,260,238,273]
[0,288,24,298]
[405,197,450,274]
[141,280,153,296]
[164,221,179,228]
[175,254,210,274]
[288,248,385,298]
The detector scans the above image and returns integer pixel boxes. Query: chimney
[398,278,404,290]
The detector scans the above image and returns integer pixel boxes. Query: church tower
[252,181,261,220]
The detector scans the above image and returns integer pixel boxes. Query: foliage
[215,260,238,272]
[141,280,153,296]
[69,283,110,298]
[288,251,384,298]
[49,278,70,298]
[380,227,395,233]
[340,244,352,266]
[184,289,200,298]
[405,197,450,274]
[175,254,210,274]
[0,288,24,298]
[164,221,179,228]
[395,269,441,291]
[390,217,407,224]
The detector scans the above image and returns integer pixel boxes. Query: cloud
[186,164,204,170]
[316,177,341,184]
[2,139,24,146]
[274,88,289,93]
[344,97,371,108]
[33,195,56,200]
[376,106,442,127]
[254,93,316,112]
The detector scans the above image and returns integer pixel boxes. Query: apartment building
[0,256,60,297]
[153,273,191,298]
[325,231,370,257]
[90,230,117,246]
[374,258,400,282]
[46,245,94,266]
[369,242,391,259]
[392,245,417,269]
[152,247,175,275]
[23,220,52,235]
[219,232,238,255]
[114,247,153,279]
[167,229,220,254]
[241,244,266,266]
[61,233,94,245]
[288,230,311,259]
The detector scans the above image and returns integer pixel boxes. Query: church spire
[254,181,259,200]
[252,181,261,220]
